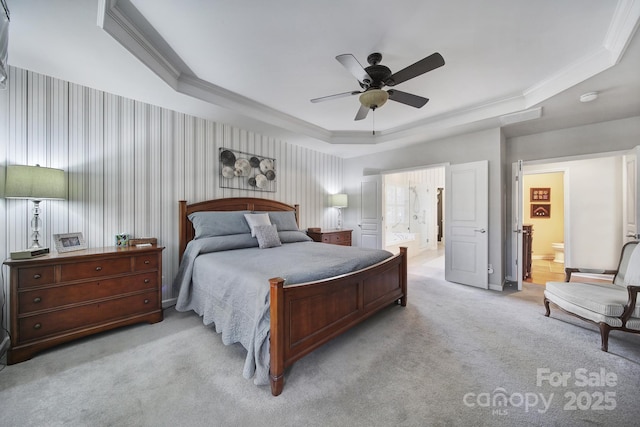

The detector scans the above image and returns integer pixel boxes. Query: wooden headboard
[178,197,300,262]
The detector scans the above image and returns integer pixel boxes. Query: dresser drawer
[18,272,158,314]
[18,291,159,342]
[60,257,131,281]
[327,234,350,245]
[134,254,159,271]
[18,266,56,288]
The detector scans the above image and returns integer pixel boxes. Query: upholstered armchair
[544,241,640,352]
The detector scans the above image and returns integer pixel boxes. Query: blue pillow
[188,211,251,239]
[278,230,313,243]
[265,211,300,231]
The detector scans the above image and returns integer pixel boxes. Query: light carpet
[1,257,639,426]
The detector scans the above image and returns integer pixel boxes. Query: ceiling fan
[311,52,445,121]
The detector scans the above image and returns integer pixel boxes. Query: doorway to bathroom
[383,166,445,263]
[522,171,565,285]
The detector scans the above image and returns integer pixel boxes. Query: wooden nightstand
[3,245,164,364]
[307,229,352,246]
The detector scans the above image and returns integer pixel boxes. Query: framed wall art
[219,147,276,192]
[530,187,550,201]
[531,204,551,218]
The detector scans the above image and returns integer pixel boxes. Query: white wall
[0,67,344,318]
[344,128,505,289]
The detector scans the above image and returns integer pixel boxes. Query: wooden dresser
[3,245,164,364]
[307,229,352,246]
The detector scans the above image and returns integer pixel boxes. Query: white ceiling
[6,0,640,157]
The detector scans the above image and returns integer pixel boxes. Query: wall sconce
[330,193,348,230]
[4,164,66,249]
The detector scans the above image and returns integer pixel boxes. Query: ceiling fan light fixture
[359,89,388,109]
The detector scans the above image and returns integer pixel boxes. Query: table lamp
[4,164,66,249]
[330,193,348,230]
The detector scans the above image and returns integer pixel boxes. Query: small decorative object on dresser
[53,232,86,253]
[307,229,352,246]
[3,245,164,364]
[128,237,158,247]
[115,233,129,247]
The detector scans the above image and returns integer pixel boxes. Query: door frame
[510,150,630,285]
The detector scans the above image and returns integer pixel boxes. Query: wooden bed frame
[178,197,407,396]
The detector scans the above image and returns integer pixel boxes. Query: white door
[445,161,489,288]
[513,161,524,290]
[623,146,640,241]
[360,175,383,249]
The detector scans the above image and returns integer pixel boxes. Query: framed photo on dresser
[53,232,87,253]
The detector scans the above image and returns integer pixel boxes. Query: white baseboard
[162,297,177,309]
[489,282,504,291]
[532,255,554,260]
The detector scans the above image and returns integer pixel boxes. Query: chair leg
[598,323,610,352]
[543,298,551,317]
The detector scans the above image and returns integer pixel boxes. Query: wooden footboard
[269,246,407,396]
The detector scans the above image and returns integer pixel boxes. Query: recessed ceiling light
[579,92,599,103]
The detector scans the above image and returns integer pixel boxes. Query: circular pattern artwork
[219,148,276,192]
[234,158,251,176]
[220,150,236,166]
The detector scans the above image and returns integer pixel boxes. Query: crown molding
[98,0,638,147]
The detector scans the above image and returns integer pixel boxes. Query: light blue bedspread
[173,236,392,386]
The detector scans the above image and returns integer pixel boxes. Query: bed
[174,197,407,396]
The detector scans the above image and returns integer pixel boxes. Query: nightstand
[307,229,352,246]
[4,245,164,364]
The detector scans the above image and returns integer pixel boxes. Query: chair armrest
[621,286,640,324]
[564,267,618,282]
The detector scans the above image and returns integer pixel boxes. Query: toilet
[551,242,565,263]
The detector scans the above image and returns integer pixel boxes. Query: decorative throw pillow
[244,213,271,237]
[254,224,282,249]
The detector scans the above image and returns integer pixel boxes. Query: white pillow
[624,243,640,286]
[244,213,271,237]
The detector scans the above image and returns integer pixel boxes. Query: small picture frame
[531,204,551,218]
[53,232,87,253]
[530,187,551,201]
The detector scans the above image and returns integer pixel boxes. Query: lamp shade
[4,164,66,200]
[330,193,348,208]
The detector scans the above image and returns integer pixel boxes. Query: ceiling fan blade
[310,91,361,103]
[336,54,372,86]
[386,52,445,86]
[354,104,369,121]
[388,89,429,108]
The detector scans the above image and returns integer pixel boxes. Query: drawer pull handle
[144,260,150,264]
[33,323,42,330]
[144,279,150,283]
[95,266,102,271]
[144,299,150,304]
[33,297,42,303]
[33,274,41,279]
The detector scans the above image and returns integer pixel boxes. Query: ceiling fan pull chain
[372,108,375,135]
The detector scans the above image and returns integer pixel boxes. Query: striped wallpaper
[0,67,344,317]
